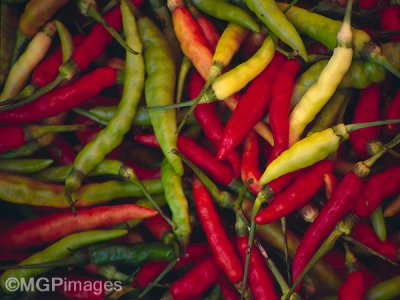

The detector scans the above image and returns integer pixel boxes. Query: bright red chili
[384,89,400,137]
[123,160,160,180]
[241,131,263,194]
[142,214,172,241]
[380,5,400,41]
[338,271,366,300]
[196,14,220,50]
[349,84,381,159]
[192,177,243,283]
[217,53,286,160]
[255,160,333,224]
[219,276,240,300]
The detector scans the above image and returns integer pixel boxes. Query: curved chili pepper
[353,165,400,217]
[194,12,220,50]
[47,135,76,165]
[143,213,173,242]
[338,271,366,300]
[189,71,241,178]
[269,59,302,161]
[192,178,243,283]
[0,229,127,292]
[0,158,53,174]
[236,236,279,300]
[349,84,381,158]
[218,54,285,160]
[0,204,157,251]
[384,89,400,137]
[0,67,117,123]
[351,221,399,261]
[255,160,333,224]
[219,276,240,300]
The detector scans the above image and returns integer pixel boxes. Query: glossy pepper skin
[338,271,366,300]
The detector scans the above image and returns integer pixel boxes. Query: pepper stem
[337,0,353,47]
[176,57,192,104]
[73,107,109,126]
[27,124,94,140]
[345,119,400,133]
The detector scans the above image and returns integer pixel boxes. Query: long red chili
[219,276,240,300]
[241,131,263,194]
[142,214,172,241]
[47,135,76,165]
[0,204,157,251]
[135,134,234,186]
[384,89,400,138]
[189,71,241,178]
[169,255,222,300]
[353,165,400,217]
[338,271,366,300]
[236,236,279,300]
[292,171,364,291]
[217,53,286,160]
[349,84,381,159]
[255,160,334,224]
[0,67,118,124]
[192,177,243,283]
[268,59,302,162]
[196,14,220,50]
[351,221,399,261]
[0,126,25,153]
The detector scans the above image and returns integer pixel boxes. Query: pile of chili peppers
[0,0,399,299]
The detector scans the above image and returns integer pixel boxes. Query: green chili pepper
[370,206,387,241]
[365,275,400,300]
[0,172,163,207]
[243,0,308,61]
[0,159,53,174]
[0,229,128,293]
[65,0,145,210]
[161,158,191,249]
[138,13,183,176]
[288,0,354,145]
[191,0,260,32]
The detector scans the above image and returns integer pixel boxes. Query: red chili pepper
[351,221,399,261]
[123,160,160,180]
[132,243,210,288]
[384,89,400,138]
[192,178,243,283]
[241,131,263,194]
[0,126,25,153]
[235,236,279,300]
[338,271,366,300]
[324,172,339,200]
[189,71,241,178]
[255,160,333,224]
[0,67,118,124]
[380,5,400,41]
[218,276,240,300]
[268,59,302,162]
[142,214,172,241]
[80,95,119,109]
[349,84,381,159]
[241,31,266,58]
[55,274,106,300]
[196,15,220,50]
[217,53,286,160]
[47,135,76,165]
[292,171,363,291]
[353,165,400,217]
[135,134,234,186]
[169,255,222,300]
[0,204,157,251]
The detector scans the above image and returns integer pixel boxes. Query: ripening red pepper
[0,67,118,124]
[217,53,286,160]
[192,178,243,283]
[338,271,366,300]
[292,171,364,291]
[255,160,334,224]
[189,71,241,178]
[135,134,234,186]
[351,221,399,261]
[349,84,381,159]
[380,5,400,41]
[235,236,279,300]
[218,276,240,300]
[384,89,400,137]
[0,204,156,251]
[196,14,220,50]
[353,165,400,217]
[47,135,76,165]
[268,59,302,162]
[142,214,173,241]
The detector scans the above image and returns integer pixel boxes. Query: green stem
[176,56,192,104]
[145,99,195,110]
[281,216,291,286]
[73,107,109,126]
[283,0,300,13]
[345,119,400,133]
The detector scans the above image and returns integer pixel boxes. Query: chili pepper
[0,204,157,251]
[143,214,173,243]
[0,22,56,101]
[384,89,400,138]
[192,177,243,284]
[47,135,76,165]
[255,160,333,225]
[288,0,354,145]
[138,13,182,176]
[384,196,400,217]
[351,221,399,261]
[0,172,163,207]
[65,1,145,211]
[324,172,339,200]
[189,71,241,178]
[0,124,91,154]
[269,59,302,161]
[370,205,387,241]
[259,121,400,185]
[243,0,307,61]
[217,53,285,160]
[380,5,400,42]
[123,160,160,180]
[55,274,106,300]
[136,134,234,186]
[235,236,279,300]
[277,2,400,78]
[354,165,400,217]
[192,0,259,32]
[349,84,382,158]
[0,158,53,174]
[219,276,240,300]
[338,271,366,300]
[359,0,377,9]
[0,67,118,121]
[0,229,127,293]
[365,275,400,300]
[169,255,222,300]
[241,131,263,194]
